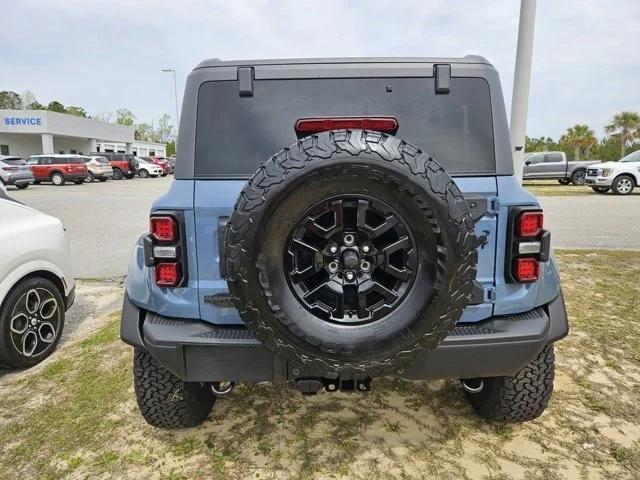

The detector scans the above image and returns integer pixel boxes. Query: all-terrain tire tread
[225,130,477,377]
[133,348,215,428]
[466,344,555,422]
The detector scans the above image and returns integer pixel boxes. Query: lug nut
[329,245,338,254]
[361,245,370,254]
[345,271,355,282]
[328,261,339,273]
[360,260,371,272]
[344,234,355,246]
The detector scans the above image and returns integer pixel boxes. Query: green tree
[115,108,136,126]
[604,111,640,157]
[134,122,153,141]
[559,124,597,161]
[66,106,88,117]
[155,113,174,142]
[0,90,22,109]
[26,101,45,110]
[47,101,66,113]
[525,136,555,152]
[165,141,176,157]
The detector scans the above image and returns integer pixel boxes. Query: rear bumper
[121,292,569,383]
[4,173,35,186]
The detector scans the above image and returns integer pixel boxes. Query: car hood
[586,161,618,169]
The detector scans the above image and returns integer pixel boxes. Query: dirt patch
[0,251,638,479]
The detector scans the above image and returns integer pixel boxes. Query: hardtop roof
[195,55,491,70]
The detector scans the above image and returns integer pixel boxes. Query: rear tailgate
[195,178,498,325]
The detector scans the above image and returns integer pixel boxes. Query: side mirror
[524,160,531,166]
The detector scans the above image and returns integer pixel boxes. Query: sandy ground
[0,251,639,479]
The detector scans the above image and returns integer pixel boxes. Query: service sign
[0,111,47,133]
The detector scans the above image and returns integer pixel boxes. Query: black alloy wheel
[284,196,417,324]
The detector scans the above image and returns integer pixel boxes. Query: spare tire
[225,130,477,378]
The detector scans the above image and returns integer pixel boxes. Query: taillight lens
[155,262,181,286]
[2,166,18,172]
[295,117,399,135]
[517,211,543,237]
[150,216,176,242]
[514,257,539,282]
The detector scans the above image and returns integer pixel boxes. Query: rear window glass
[195,77,495,177]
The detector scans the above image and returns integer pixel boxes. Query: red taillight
[155,262,181,286]
[150,216,176,242]
[514,257,539,282]
[295,117,399,135]
[517,211,543,237]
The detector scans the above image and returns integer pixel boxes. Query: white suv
[0,187,75,368]
[585,150,640,195]
[136,157,164,178]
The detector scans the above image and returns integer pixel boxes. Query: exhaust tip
[211,381,235,396]
[460,378,484,394]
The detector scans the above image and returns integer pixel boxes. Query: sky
[1,0,638,139]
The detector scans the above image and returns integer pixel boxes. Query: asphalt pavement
[8,176,640,278]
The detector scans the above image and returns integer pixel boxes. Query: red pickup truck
[25,155,88,186]
[90,152,139,180]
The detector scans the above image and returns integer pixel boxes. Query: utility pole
[510,0,537,184]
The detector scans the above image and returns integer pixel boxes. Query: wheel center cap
[342,249,359,269]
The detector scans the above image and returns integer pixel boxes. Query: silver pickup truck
[523,151,598,185]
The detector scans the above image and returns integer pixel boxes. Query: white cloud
[1,0,638,138]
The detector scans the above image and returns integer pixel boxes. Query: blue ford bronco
[121,57,568,428]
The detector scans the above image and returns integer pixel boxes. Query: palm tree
[559,125,597,161]
[605,111,640,158]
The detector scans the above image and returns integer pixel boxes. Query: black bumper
[121,292,569,383]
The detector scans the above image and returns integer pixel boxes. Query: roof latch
[238,67,254,97]
[434,64,451,94]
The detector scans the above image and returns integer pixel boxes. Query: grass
[0,251,639,479]
[523,180,594,196]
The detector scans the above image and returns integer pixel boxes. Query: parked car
[0,187,74,368]
[0,156,35,190]
[141,156,171,175]
[25,155,88,186]
[523,151,598,185]
[82,155,114,183]
[584,150,640,195]
[91,152,139,180]
[136,157,164,178]
[122,57,568,429]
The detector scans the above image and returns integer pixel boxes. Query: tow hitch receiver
[293,377,371,395]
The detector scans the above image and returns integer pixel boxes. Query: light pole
[510,0,537,184]
[161,68,180,150]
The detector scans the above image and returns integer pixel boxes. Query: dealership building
[0,109,166,158]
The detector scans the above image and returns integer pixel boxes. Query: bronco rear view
[121,57,568,428]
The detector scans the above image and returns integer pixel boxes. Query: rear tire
[133,348,215,428]
[591,186,610,194]
[138,168,149,178]
[15,184,29,190]
[571,169,586,185]
[112,168,123,180]
[611,175,635,195]
[85,171,95,183]
[464,344,555,422]
[51,172,65,186]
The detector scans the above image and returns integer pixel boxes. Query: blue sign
[4,117,43,126]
